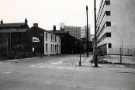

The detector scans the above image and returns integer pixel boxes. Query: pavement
[101,55,135,64]
[0,55,135,90]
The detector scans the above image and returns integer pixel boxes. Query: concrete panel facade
[97,0,135,55]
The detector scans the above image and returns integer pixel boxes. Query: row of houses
[0,19,61,59]
[30,23,61,56]
[0,19,92,59]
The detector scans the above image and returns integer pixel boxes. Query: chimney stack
[25,18,28,24]
[1,20,3,24]
[33,23,38,27]
[60,26,64,31]
[53,25,56,31]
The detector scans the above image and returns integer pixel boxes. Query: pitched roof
[30,26,47,32]
[0,23,29,29]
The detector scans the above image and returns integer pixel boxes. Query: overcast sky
[0,0,101,34]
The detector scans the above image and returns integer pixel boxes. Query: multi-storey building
[81,25,91,41]
[63,25,81,39]
[30,23,61,56]
[97,0,135,55]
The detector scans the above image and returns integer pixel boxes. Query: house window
[46,32,48,41]
[51,34,53,41]
[105,0,110,5]
[106,21,111,26]
[51,44,52,52]
[108,43,112,48]
[55,36,56,42]
[46,44,48,52]
[106,11,111,16]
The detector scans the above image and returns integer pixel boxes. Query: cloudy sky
[0,0,101,34]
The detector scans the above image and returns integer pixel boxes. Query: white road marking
[51,61,63,65]
[2,72,12,74]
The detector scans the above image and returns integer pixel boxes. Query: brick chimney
[53,25,56,31]
[33,23,38,27]
[1,20,3,24]
[25,18,28,24]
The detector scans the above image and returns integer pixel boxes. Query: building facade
[63,25,81,39]
[97,0,135,56]
[81,25,91,40]
[51,25,83,54]
[44,31,61,55]
[30,23,61,56]
[0,19,32,58]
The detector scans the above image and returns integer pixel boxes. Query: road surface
[0,55,135,90]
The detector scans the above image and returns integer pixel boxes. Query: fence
[107,48,135,56]
[101,55,135,64]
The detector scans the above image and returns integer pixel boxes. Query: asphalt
[0,55,135,90]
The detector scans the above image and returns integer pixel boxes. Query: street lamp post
[86,5,89,57]
[93,0,98,67]
[79,39,82,66]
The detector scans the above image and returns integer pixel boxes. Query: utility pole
[86,5,89,57]
[120,40,123,64]
[93,0,98,67]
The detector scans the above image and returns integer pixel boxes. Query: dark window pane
[106,11,111,16]
[106,32,111,37]
[108,43,112,48]
[105,0,110,5]
[106,21,111,26]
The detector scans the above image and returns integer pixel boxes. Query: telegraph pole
[93,0,98,67]
[86,5,89,57]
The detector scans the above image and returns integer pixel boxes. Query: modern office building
[96,0,135,56]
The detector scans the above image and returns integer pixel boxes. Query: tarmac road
[0,55,135,90]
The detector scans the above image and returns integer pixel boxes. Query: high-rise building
[63,25,81,39]
[97,0,135,55]
[81,25,91,41]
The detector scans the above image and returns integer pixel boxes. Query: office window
[106,11,111,16]
[108,43,112,48]
[106,21,111,26]
[105,0,110,5]
[106,32,111,37]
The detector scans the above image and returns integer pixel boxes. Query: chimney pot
[1,20,3,24]
[53,25,56,31]
[33,23,38,27]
